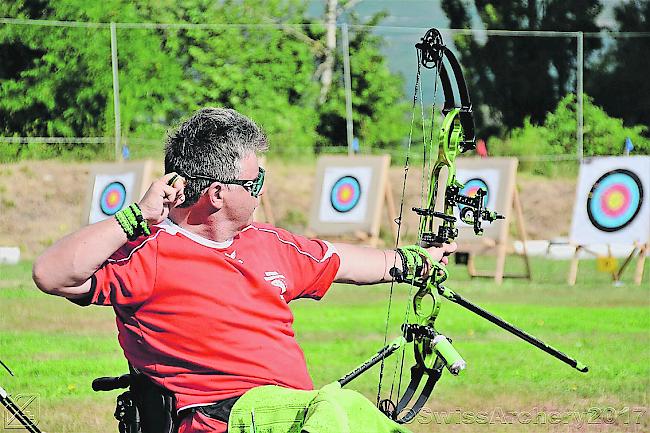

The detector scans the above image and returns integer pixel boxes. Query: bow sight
[338,27,588,425]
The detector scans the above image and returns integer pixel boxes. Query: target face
[87,169,140,225]
[330,176,361,213]
[587,169,643,232]
[455,168,501,232]
[459,178,489,208]
[99,182,127,215]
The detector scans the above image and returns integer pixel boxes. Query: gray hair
[164,107,268,207]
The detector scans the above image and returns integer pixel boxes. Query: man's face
[221,153,264,227]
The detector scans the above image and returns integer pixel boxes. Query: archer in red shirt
[33,107,456,433]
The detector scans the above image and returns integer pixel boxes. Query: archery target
[571,156,650,245]
[459,178,490,210]
[330,176,362,213]
[88,171,137,224]
[318,166,372,223]
[455,169,500,229]
[99,181,128,216]
[587,169,643,232]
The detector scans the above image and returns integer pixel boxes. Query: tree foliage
[0,0,185,159]
[0,0,408,161]
[442,0,602,137]
[491,93,650,175]
[312,11,407,151]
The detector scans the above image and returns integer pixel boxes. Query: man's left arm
[333,242,457,285]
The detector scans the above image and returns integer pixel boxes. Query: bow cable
[376,35,444,413]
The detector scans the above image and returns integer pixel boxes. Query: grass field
[1,257,648,432]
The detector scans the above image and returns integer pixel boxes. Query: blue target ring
[330,176,361,213]
[587,169,643,232]
[459,178,489,210]
[100,182,127,216]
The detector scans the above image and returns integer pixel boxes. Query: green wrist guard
[115,203,151,241]
[391,245,435,283]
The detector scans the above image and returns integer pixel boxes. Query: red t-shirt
[74,220,340,411]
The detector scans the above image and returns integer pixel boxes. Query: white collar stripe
[157,219,234,249]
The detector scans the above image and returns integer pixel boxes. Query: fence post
[110,22,122,162]
[577,31,584,162]
[341,23,354,156]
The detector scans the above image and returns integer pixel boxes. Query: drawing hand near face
[138,173,186,225]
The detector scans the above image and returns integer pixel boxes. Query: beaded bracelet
[115,203,151,241]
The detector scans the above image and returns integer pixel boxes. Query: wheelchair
[92,366,177,433]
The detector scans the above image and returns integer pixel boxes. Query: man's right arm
[32,217,128,298]
[32,173,185,298]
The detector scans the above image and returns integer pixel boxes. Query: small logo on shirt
[225,250,243,264]
[264,271,287,300]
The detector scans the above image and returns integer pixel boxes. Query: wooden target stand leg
[569,242,647,286]
[634,243,648,285]
[467,188,532,284]
[613,242,647,285]
[568,245,582,286]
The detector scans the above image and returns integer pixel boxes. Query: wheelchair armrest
[92,374,132,391]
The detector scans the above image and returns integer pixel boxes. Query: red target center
[466,186,480,198]
[600,184,630,217]
[106,190,121,206]
[337,185,354,203]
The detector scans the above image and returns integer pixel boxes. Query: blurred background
[1,0,648,165]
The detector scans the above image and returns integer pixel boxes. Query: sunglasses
[183,167,265,198]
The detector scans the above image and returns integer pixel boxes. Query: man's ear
[207,183,225,209]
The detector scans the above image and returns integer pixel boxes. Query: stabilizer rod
[339,337,405,386]
[439,286,589,373]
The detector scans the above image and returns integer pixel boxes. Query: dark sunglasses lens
[251,167,265,197]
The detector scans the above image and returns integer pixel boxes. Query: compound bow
[338,28,588,424]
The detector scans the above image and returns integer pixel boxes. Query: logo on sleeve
[264,271,288,300]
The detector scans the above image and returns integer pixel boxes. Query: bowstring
[378,37,445,414]
[393,41,443,404]
[389,49,430,407]
[376,47,423,409]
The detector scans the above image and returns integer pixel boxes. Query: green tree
[491,93,650,175]
[311,10,408,151]
[586,0,650,130]
[143,0,321,156]
[0,0,185,160]
[0,0,408,160]
[442,0,602,136]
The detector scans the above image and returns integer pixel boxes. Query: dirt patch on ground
[0,160,576,259]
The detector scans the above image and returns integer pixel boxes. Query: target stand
[307,155,397,247]
[440,157,531,284]
[568,157,649,286]
[83,161,155,225]
[568,243,648,286]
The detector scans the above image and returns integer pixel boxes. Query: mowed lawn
[0,258,648,432]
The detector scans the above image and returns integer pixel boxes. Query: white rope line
[0,138,601,161]
[0,137,160,145]
[1,18,649,38]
